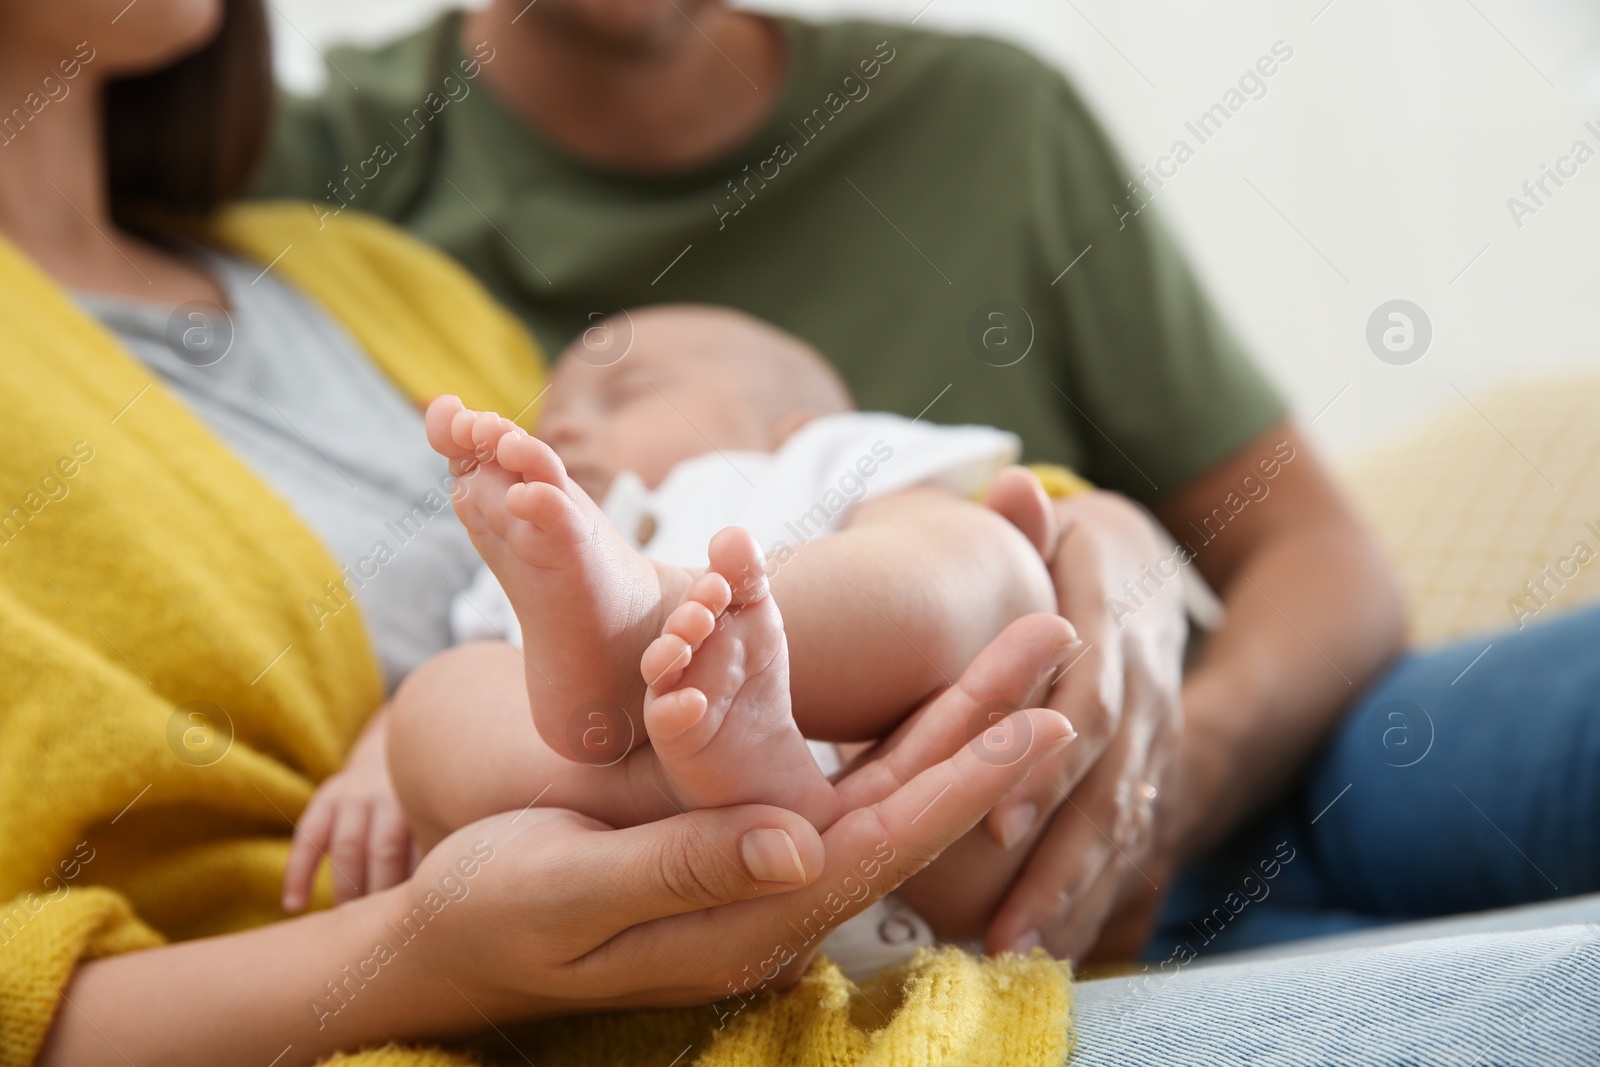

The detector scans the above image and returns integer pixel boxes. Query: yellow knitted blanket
[0,203,1073,1065]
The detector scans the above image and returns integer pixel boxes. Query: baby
[389,305,1076,940]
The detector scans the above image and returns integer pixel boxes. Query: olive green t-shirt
[253,13,1285,504]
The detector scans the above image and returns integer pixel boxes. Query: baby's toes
[424,395,471,459]
[663,599,718,649]
[641,632,694,692]
[644,686,710,746]
[504,478,569,524]
[449,404,484,453]
[469,411,521,466]
[706,528,770,606]
[496,432,569,489]
[682,570,733,618]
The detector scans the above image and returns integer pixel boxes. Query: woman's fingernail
[998,802,1039,850]
[1042,729,1076,758]
[740,828,807,884]
[1012,929,1044,955]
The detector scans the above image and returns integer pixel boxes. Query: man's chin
[515,0,705,56]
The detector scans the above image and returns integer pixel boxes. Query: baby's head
[536,304,853,500]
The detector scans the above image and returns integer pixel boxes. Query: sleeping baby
[389,304,1080,954]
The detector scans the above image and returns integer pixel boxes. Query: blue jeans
[1148,603,1600,960]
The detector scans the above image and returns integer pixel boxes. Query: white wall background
[268,0,1600,456]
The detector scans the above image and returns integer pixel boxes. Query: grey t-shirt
[75,253,480,693]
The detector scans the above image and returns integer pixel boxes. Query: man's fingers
[328,800,372,904]
[986,793,1116,956]
[1044,856,1127,963]
[1044,636,1120,769]
[835,614,1078,812]
[367,800,414,893]
[777,708,1075,953]
[986,712,1154,955]
[982,634,1115,848]
[282,793,337,913]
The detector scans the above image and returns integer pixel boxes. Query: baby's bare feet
[640,528,839,829]
[424,396,688,762]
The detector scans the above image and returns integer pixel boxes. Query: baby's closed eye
[604,374,658,409]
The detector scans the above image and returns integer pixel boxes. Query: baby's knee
[387,643,497,839]
[390,648,461,755]
[978,504,1057,618]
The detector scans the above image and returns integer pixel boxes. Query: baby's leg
[985,465,1059,559]
[425,395,1054,760]
[773,485,1059,742]
[389,641,689,851]
[765,477,1060,935]
[424,396,693,764]
[640,527,838,828]
[389,528,839,847]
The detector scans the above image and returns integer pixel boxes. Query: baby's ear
[770,409,822,448]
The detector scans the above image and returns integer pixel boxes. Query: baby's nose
[536,408,582,445]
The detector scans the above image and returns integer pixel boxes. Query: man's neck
[463,2,786,174]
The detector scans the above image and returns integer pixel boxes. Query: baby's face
[535,340,776,501]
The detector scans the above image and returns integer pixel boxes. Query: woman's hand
[983,491,1187,961]
[402,615,1079,1019]
[283,706,414,912]
[38,618,1077,1067]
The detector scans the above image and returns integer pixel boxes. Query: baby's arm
[282,704,413,912]
[774,483,1057,742]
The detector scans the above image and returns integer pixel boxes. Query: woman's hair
[105,0,274,229]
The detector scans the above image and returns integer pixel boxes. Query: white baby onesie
[449,411,1021,643]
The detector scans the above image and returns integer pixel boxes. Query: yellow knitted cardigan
[0,203,1072,1065]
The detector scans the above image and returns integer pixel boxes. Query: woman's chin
[83,0,227,77]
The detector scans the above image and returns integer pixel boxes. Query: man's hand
[983,490,1187,961]
[282,706,414,911]
[983,425,1406,963]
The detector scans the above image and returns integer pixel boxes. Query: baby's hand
[282,707,414,912]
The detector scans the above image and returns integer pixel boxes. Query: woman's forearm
[1171,518,1405,861]
[37,884,486,1067]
